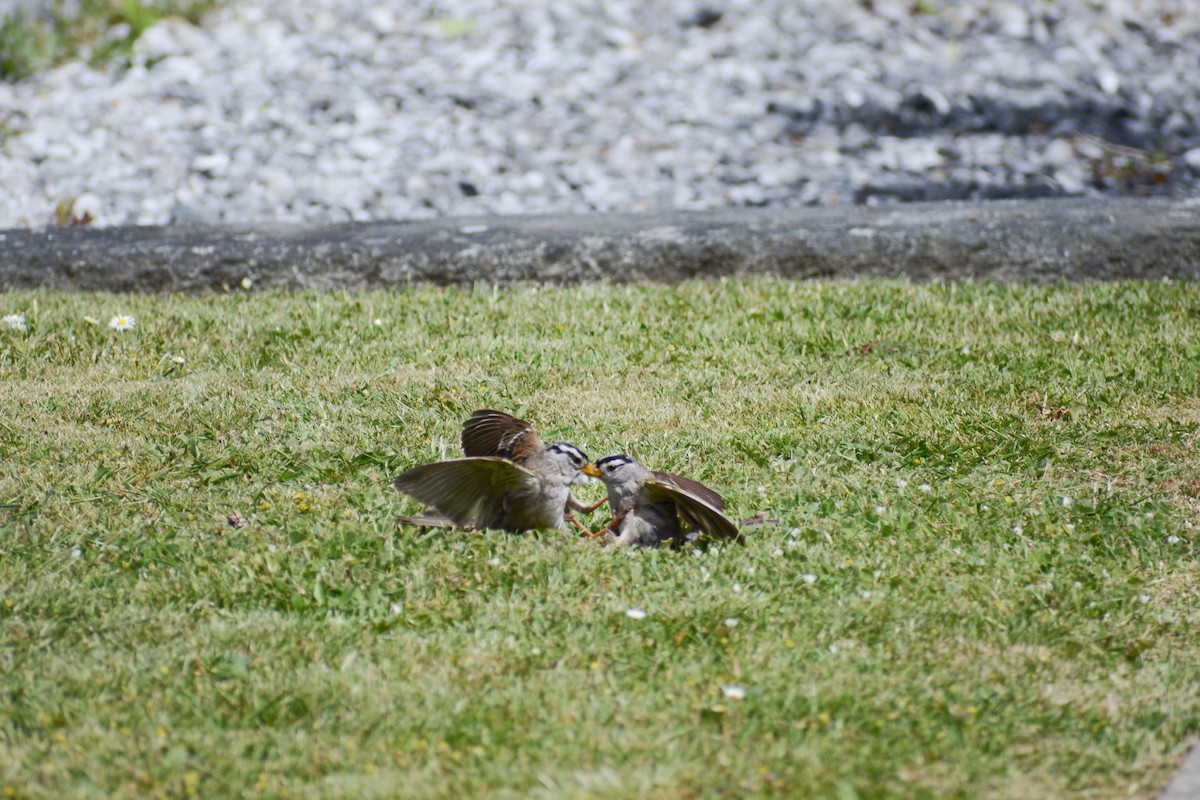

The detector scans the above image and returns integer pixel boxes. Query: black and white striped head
[543,441,590,483]
[583,454,653,497]
[585,455,652,489]
[547,441,589,470]
[595,454,636,474]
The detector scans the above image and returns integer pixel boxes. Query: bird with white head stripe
[394,410,597,532]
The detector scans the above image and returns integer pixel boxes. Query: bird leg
[580,497,608,513]
[585,510,626,539]
[565,512,594,536]
[566,492,609,535]
[567,493,608,514]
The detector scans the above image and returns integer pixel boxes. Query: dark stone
[684,8,723,28]
[1,198,1197,293]
[856,178,1067,204]
[767,98,824,138]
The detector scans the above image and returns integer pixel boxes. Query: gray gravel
[2,0,1199,229]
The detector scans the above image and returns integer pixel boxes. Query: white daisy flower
[801,573,818,585]
[724,617,739,628]
[84,315,98,325]
[373,318,383,326]
[721,684,747,700]
[109,314,136,331]
[918,483,933,493]
[625,607,647,620]
[1061,496,1073,507]
[2,314,27,331]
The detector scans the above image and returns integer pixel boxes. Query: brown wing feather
[652,470,726,510]
[393,457,539,527]
[640,478,743,542]
[461,410,543,462]
[396,513,459,528]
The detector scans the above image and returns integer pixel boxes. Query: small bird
[394,410,593,532]
[582,454,741,548]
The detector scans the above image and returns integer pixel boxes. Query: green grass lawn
[1,1,219,82]
[1,279,1198,799]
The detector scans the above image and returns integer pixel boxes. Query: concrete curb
[1,197,1198,292]
[1160,740,1200,800]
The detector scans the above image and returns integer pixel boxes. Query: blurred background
[1,0,1197,229]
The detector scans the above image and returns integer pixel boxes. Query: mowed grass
[0,279,1198,800]
[0,1,219,82]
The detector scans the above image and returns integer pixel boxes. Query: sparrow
[393,409,594,532]
[581,454,742,547]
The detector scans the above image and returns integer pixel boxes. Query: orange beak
[581,464,602,477]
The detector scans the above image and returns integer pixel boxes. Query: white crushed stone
[1,0,1198,229]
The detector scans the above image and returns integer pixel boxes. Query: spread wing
[461,410,543,462]
[640,475,742,542]
[396,513,459,528]
[651,470,726,510]
[393,457,540,528]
